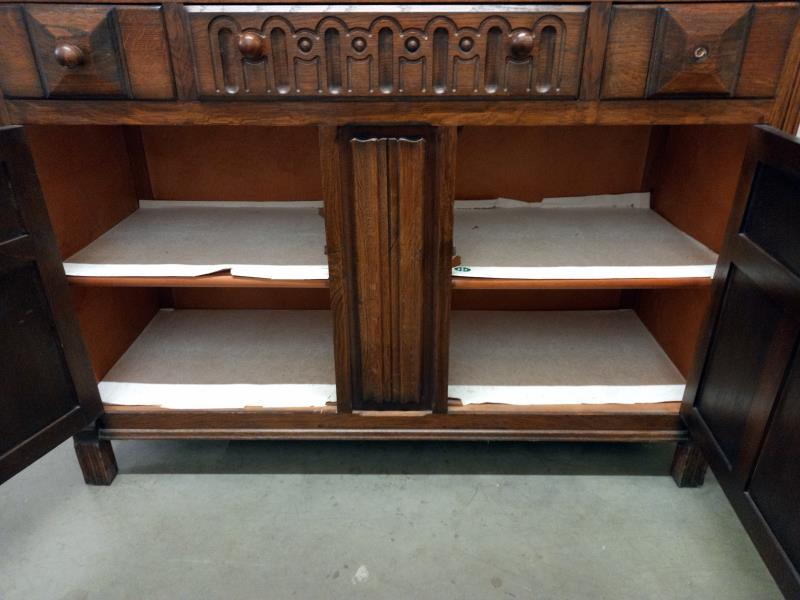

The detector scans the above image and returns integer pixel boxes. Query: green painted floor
[0,440,781,599]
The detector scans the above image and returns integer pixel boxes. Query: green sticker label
[454,266,471,272]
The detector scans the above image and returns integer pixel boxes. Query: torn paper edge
[99,382,336,409]
[63,263,330,280]
[452,265,716,279]
[449,384,686,405]
[454,192,651,210]
[139,200,324,209]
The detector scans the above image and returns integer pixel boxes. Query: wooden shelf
[453,201,718,288]
[452,277,711,290]
[449,309,686,406]
[64,200,328,284]
[68,273,329,288]
[99,309,336,410]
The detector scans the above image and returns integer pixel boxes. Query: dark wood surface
[188,6,588,99]
[0,125,101,484]
[681,126,800,598]
[322,126,454,411]
[73,424,117,485]
[100,402,686,442]
[0,5,174,100]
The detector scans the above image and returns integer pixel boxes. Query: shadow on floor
[113,440,679,477]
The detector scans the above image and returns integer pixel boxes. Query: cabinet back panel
[455,126,652,202]
[141,126,323,201]
[168,287,330,310]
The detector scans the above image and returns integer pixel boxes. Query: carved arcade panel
[187,5,588,98]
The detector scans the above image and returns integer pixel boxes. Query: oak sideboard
[1,1,799,595]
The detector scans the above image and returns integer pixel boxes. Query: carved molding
[192,11,587,98]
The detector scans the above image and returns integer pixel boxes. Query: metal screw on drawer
[693,46,709,61]
[352,37,367,53]
[298,37,313,53]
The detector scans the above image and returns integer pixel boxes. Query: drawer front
[188,5,588,99]
[0,4,174,99]
[602,2,800,99]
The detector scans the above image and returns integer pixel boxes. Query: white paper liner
[100,309,335,409]
[64,200,328,280]
[453,193,717,280]
[449,310,686,406]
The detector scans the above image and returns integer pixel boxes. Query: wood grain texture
[603,2,799,101]
[0,5,43,98]
[682,126,800,599]
[169,287,330,309]
[100,402,685,442]
[646,4,752,98]
[25,5,129,98]
[188,7,588,99]
[670,440,708,487]
[163,2,197,100]
[324,126,453,411]
[116,6,175,100]
[5,98,777,127]
[73,424,117,485]
[0,125,101,483]
[579,0,612,100]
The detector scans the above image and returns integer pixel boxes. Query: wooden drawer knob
[510,31,534,59]
[54,44,84,68]
[237,31,264,60]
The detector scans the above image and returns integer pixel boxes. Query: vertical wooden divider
[320,125,456,412]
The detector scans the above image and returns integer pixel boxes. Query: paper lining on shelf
[99,382,336,409]
[64,200,329,280]
[453,192,718,280]
[449,310,686,406]
[100,309,336,410]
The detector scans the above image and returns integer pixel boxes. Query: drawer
[602,2,800,99]
[187,5,588,99]
[0,4,174,99]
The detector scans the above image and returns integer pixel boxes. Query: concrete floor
[0,439,781,599]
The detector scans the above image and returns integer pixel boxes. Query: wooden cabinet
[1,1,800,596]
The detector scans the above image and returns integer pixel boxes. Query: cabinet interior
[25,123,750,412]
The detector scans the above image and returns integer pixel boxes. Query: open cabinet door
[0,126,102,484]
[682,125,800,598]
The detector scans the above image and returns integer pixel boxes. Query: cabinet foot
[73,426,117,486]
[671,441,707,488]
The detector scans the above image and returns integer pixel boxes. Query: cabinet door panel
[0,126,101,484]
[748,350,800,574]
[682,125,800,598]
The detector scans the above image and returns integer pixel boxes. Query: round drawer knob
[237,31,264,60]
[510,31,534,59]
[405,36,420,53]
[459,37,474,52]
[54,44,84,68]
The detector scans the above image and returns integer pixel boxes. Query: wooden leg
[671,440,708,488]
[73,425,118,486]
